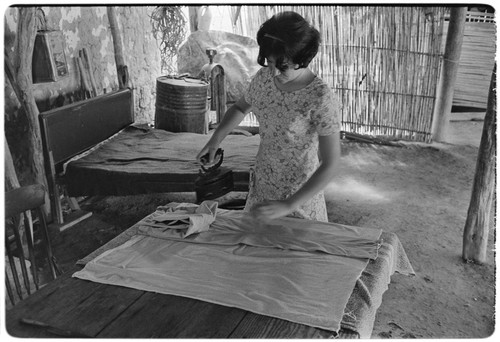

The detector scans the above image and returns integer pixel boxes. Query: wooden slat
[228,311,335,338]
[99,292,248,338]
[5,267,144,338]
[444,20,496,108]
[58,284,144,337]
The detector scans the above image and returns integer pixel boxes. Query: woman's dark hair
[256,11,320,72]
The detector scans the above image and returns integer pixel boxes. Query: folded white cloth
[139,205,381,259]
[140,201,218,238]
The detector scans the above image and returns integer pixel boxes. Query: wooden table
[5,264,355,338]
[7,207,414,339]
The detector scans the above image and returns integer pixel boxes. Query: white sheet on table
[73,205,383,333]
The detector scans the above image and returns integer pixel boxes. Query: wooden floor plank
[62,283,145,337]
[5,267,144,338]
[98,291,247,338]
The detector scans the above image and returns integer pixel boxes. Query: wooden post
[4,135,21,191]
[107,6,129,89]
[431,7,467,142]
[462,65,496,264]
[10,8,50,214]
[76,56,92,98]
[81,48,99,96]
[210,65,227,123]
[5,135,34,256]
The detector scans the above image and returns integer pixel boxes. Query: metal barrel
[155,76,209,133]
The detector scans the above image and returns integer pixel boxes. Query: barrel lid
[157,76,208,87]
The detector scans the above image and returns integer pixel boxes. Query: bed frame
[39,88,134,229]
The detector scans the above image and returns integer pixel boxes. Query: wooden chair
[5,184,61,307]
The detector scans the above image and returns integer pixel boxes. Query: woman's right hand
[196,144,220,166]
[195,97,251,166]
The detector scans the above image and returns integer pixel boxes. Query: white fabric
[73,204,383,333]
[142,201,218,237]
[139,204,381,259]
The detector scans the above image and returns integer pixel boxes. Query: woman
[196,11,341,222]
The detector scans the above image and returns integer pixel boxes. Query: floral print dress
[243,67,341,221]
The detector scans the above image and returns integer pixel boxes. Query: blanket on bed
[65,125,260,196]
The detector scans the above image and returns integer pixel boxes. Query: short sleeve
[243,68,266,107]
[311,86,341,136]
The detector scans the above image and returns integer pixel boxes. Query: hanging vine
[150,6,187,74]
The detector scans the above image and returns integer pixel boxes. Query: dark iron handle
[200,148,224,172]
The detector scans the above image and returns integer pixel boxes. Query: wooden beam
[5,52,24,192]
[462,64,496,264]
[11,8,50,214]
[431,7,467,142]
[4,135,21,191]
[81,47,99,96]
[107,6,129,89]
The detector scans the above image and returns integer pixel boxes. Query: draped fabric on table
[74,203,414,335]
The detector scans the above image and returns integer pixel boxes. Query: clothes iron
[195,148,234,203]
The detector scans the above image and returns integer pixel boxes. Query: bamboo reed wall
[444,10,496,109]
[231,6,448,142]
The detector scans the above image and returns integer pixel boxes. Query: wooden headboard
[39,88,134,175]
[39,88,134,226]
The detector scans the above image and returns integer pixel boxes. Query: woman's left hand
[250,200,295,221]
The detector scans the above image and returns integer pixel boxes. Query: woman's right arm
[196,97,252,164]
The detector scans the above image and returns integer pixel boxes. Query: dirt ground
[48,118,495,339]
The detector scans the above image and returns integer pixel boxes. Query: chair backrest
[4,184,61,307]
